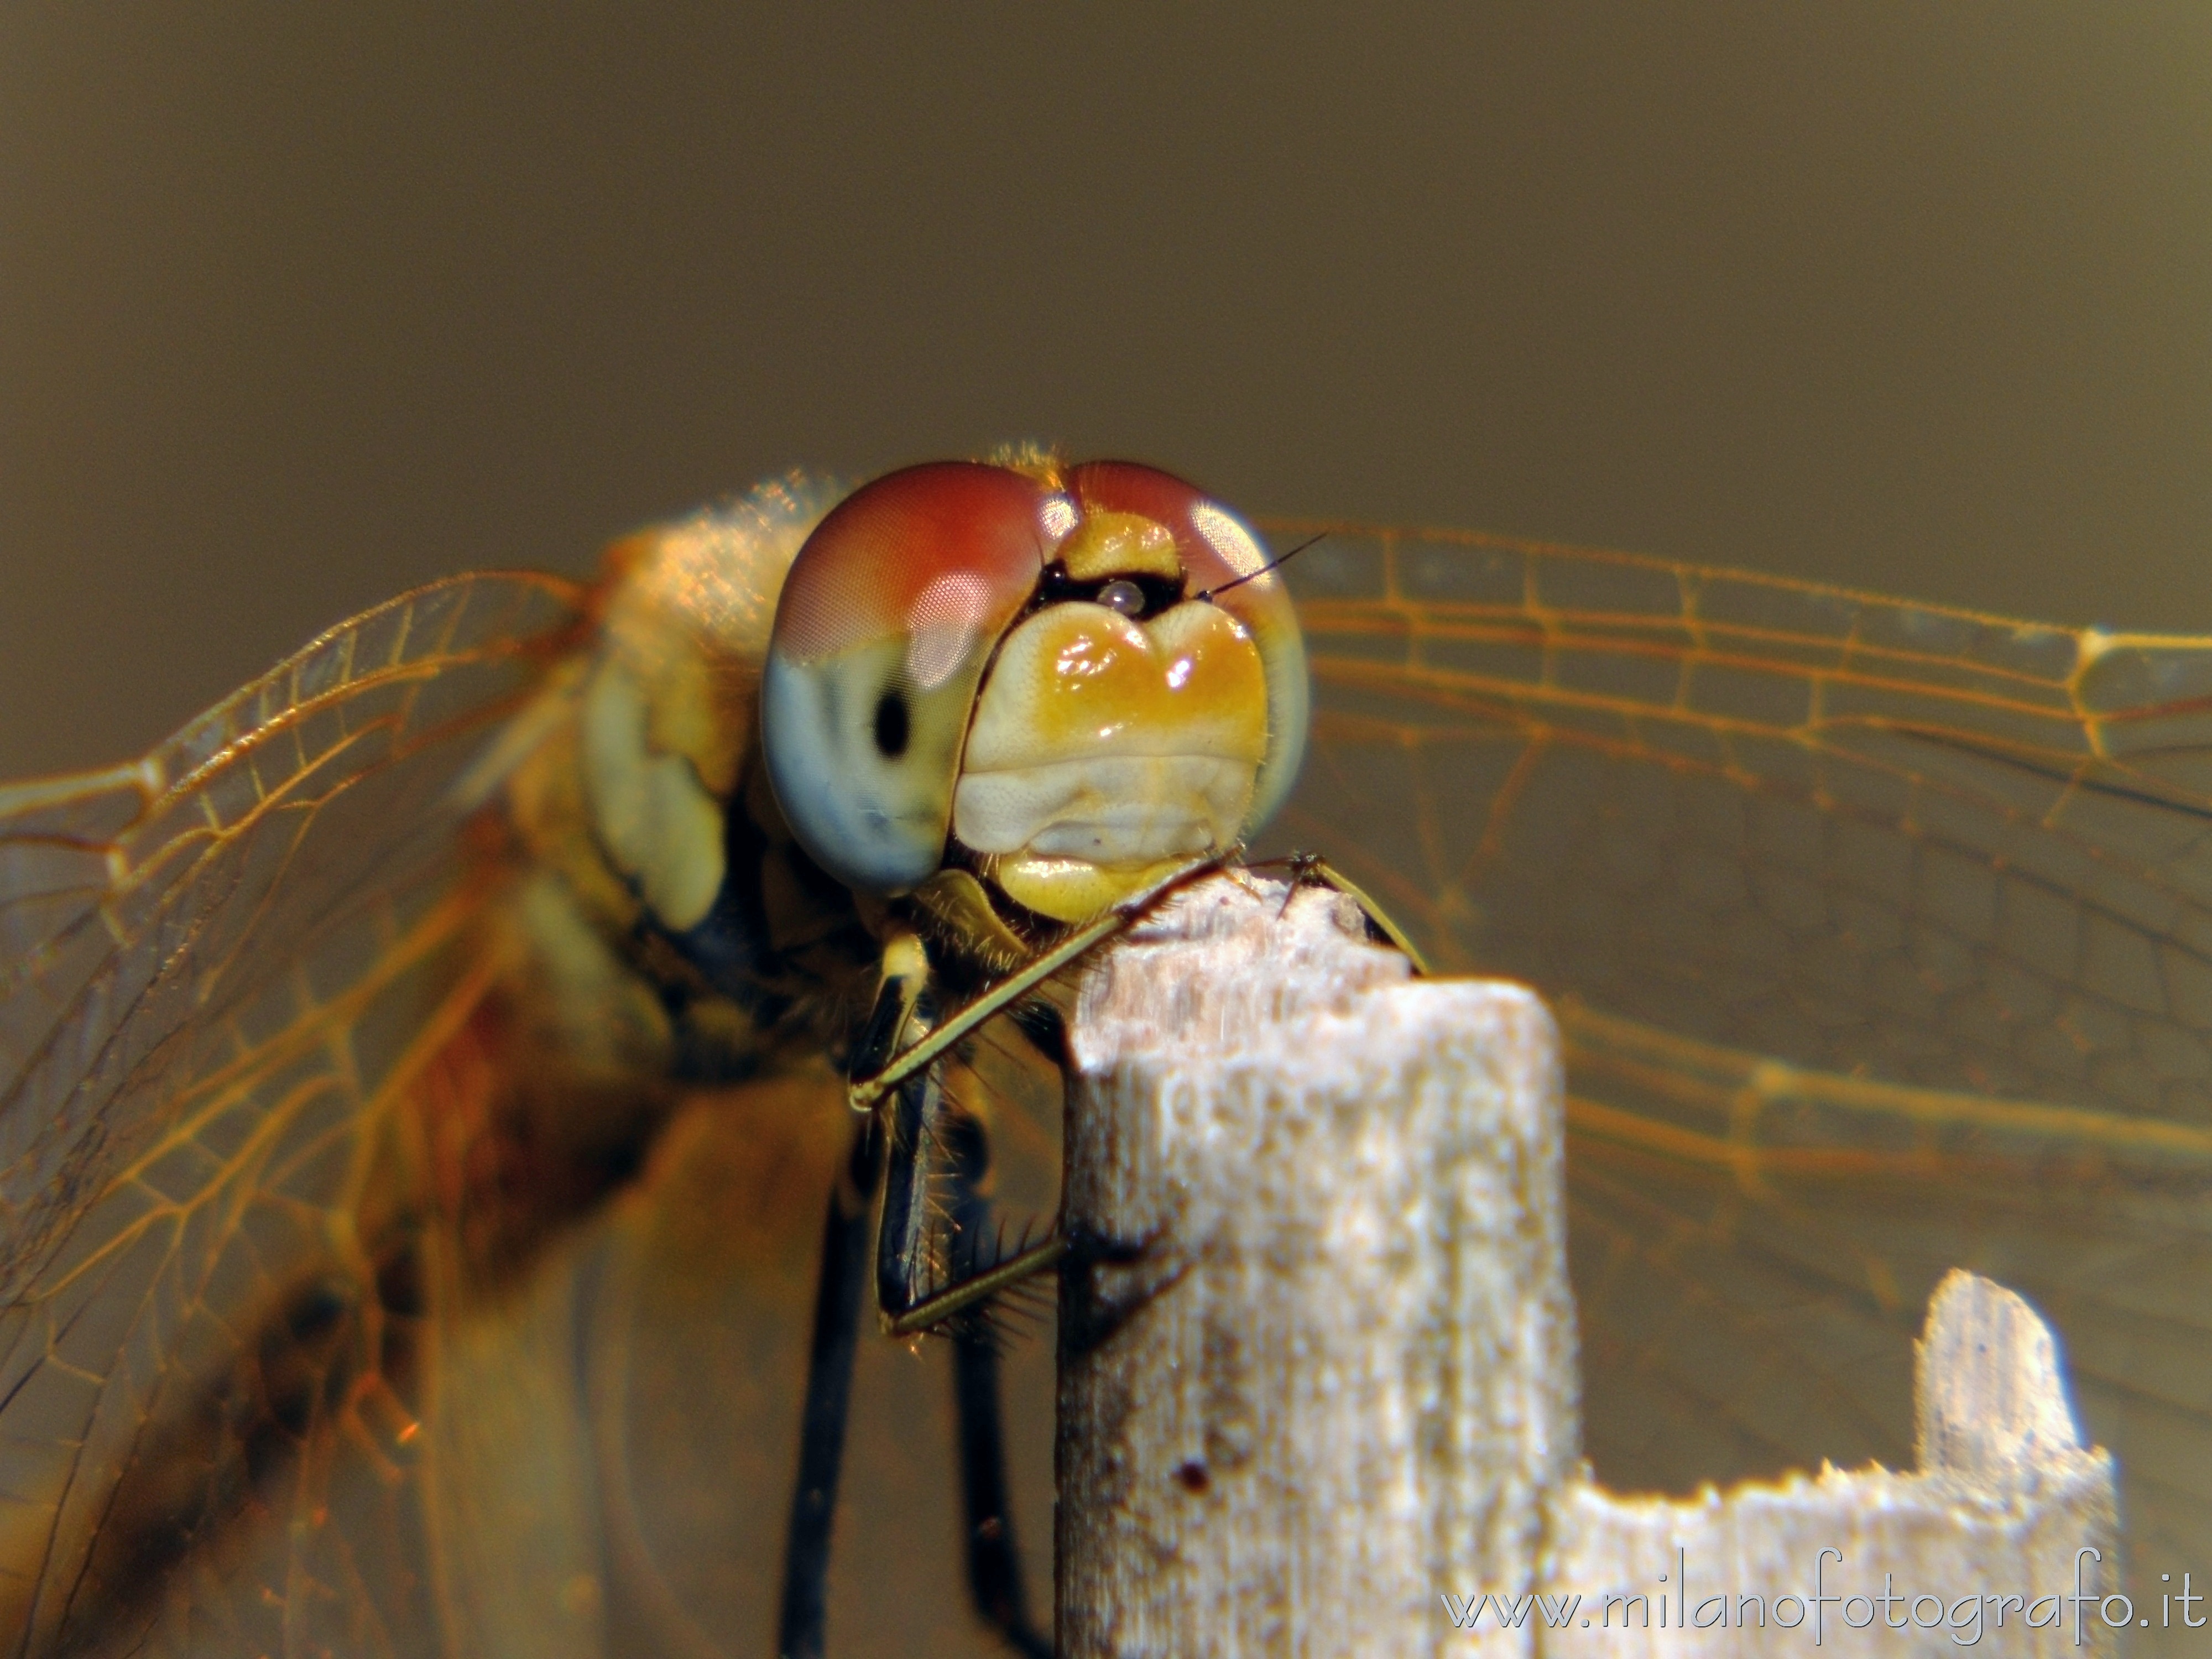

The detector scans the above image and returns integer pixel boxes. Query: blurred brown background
[3,3,2208,781]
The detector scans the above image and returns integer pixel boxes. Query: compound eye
[1068,462,1311,840]
[1098,579,1146,617]
[761,462,1052,894]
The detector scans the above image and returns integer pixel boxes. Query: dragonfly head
[762,458,1308,922]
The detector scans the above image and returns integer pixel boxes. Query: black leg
[830,948,1056,1653]
[776,1120,879,1659]
[872,993,1065,1335]
[942,1112,1053,1659]
[873,1052,940,1323]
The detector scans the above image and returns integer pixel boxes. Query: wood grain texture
[1057,877,2120,1658]
[1545,1274,2120,1659]
[1056,877,1575,1656]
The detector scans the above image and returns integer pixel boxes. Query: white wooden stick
[1055,876,2120,1658]
[1542,1272,2120,1659]
[1056,876,1575,1657]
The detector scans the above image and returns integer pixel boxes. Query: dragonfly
[3,450,2210,1657]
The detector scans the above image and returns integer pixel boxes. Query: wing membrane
[0,572,588,1656]
[24,507,2199,1648]
[1268,519,2212,1592]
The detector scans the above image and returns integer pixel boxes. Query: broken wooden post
[1543,1270,2121,1658]
[1056,875,1576,1655]
[1056,875,2120,1658]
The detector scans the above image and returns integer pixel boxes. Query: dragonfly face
[4,455,2212,1653]
[755,458,1305,920]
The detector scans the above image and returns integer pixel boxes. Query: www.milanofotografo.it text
[1441,1549,2195,1646]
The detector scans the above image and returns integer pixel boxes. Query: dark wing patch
[0,572,588,1657]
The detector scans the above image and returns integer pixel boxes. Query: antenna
[1194,532,1327,602]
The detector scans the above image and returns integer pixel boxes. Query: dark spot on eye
[873,687,910,758]
[1173,1458,1211,1494]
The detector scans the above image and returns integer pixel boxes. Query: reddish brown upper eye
[768,462,1052,665]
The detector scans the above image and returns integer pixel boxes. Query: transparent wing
[0,572,589,1657]
[1267,519,2212,1594]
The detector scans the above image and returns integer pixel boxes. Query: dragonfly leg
[848,851,1230,1114]
[942,1110,1053,1658]
[870,1017,945,1330]
[1264,851,1430,974]
[780,939,964,1657]
[851,938,1057,1650]
[775,1118,880,1659]
[870,1027,1068,1338]
[862,858,1234,1334]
